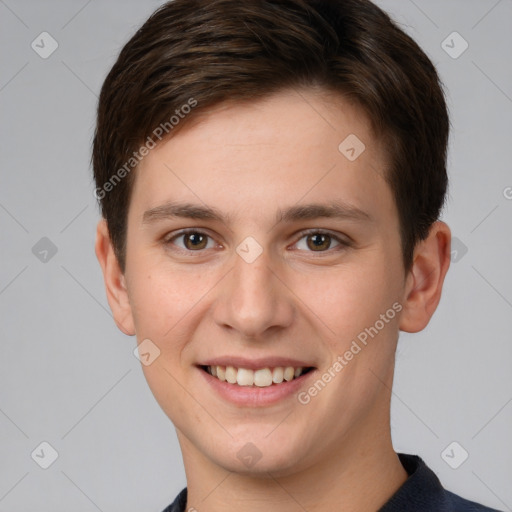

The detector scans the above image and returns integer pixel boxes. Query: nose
[211,247,295,339]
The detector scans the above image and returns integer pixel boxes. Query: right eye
[164,229,217,252]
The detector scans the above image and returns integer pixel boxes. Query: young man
[93,0,501,510]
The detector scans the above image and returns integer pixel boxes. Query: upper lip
[197,356,316,371]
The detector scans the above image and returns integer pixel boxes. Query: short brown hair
[92,0,449,274]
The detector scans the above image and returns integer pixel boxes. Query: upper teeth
[207,365,305,387]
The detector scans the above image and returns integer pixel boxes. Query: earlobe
[94,218,136,336]
[399,221,451,333]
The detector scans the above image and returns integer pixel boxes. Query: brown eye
[294,231,346,253]
[306,233,332,251]
[166,230,215,251]
[183,232,208,250]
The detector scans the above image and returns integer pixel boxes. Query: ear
[399,221,451,333]
[94,218,136,336]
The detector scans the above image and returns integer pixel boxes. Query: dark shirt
[161,453,502,511]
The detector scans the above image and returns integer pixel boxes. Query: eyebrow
[142,200,373,225]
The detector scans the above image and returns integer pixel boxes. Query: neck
[177,408,408,512]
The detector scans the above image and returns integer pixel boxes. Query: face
[107,88,413,476]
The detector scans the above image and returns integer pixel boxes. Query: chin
[207,433,310,476]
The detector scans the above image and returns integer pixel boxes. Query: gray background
[0,0,511,510]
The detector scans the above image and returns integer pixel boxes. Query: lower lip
[197,367,316,407]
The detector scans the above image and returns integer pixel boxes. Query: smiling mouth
[200,365,315,387]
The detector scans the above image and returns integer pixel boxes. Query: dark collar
[378,453,446,511]
[163,453,498,512]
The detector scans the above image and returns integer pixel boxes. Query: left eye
[294,231,343,252]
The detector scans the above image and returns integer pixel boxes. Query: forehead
[130,88,394,227]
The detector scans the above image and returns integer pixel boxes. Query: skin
[95,87,451,512]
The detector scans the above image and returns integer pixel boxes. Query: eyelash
[163,228,351,255]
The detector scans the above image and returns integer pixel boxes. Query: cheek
[300,262,387,314]
[289,257,401,351]
[128,266,212,340]
[129,268,204,415]
[140,361,195,434]
[127,262,229,390]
